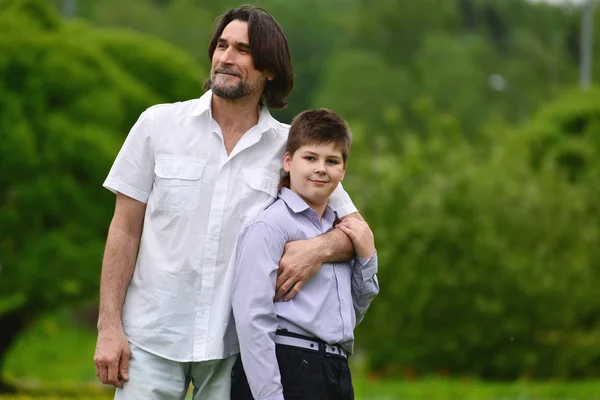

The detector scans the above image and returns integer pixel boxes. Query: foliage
[0,0,205,383]
[5,0,600,382]
[346,88,600,379]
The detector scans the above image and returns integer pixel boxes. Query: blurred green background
[2,0,600,398]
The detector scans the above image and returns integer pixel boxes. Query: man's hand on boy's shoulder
[336,217,376,260]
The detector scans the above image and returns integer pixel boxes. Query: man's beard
[211,76,248,99]
[210,68,262,100]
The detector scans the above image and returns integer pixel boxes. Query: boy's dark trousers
[230,331,354,400]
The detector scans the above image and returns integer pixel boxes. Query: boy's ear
[340,163,347,182]
[283,152,291,172]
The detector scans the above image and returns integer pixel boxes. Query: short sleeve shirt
[103,90,357,361]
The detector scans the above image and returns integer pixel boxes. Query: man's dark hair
[279,109,352,191]
[203,5,294,109]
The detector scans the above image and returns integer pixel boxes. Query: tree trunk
[0,308,34,393]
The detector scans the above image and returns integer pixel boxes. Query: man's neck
[211,93,262,136]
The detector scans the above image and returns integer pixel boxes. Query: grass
[3,311,98,383]
[353,379,600,399]
[2,311,600,399]
[2,379,600,400]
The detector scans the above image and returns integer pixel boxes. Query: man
[94,5,362,399]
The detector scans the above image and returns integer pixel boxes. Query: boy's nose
[314,164,326,173]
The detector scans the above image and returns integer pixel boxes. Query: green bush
[0,0,205,384]
[345,89,600,379]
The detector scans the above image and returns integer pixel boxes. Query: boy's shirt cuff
[354,251,378,277]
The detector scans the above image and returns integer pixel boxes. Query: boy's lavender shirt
[231,187,379,400]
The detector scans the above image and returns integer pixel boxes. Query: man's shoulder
[268,117,291,139]
[142,98,199,119]
[274,120,290,132]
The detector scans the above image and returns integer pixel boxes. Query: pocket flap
[242,168,280,196]
[155,159,205,180]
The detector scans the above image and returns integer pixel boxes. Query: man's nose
[220,47,235,64]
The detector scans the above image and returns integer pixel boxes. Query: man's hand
[276,238,323,301]
[94,327,131,388]
[336,218,376,259]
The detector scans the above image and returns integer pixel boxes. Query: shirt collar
[279,187,338,225]
[255,103,278,137]
[189,90,213,117]
[190,90,279,138]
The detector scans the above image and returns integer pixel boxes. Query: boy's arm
[352,253,379,327]
[232,221,288,400]
[338,217,379,326]
[275,212,362,301]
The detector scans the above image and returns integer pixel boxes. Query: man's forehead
[220,20,249,41]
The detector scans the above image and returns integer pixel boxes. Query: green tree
[345,89,600,379]
[0,0,205,390]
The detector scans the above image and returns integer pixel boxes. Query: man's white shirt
[103,90,357,362]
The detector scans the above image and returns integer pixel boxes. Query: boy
[231,109,379,400]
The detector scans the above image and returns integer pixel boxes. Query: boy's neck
[288,188,328,221]
[314,203,328,222]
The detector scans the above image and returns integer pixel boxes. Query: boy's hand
[336,218,376,259]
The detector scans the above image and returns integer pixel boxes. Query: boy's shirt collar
[279,187,338,226]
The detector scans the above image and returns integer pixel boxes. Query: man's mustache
[213,68,241,78]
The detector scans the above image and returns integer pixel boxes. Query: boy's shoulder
[244,197,293,235]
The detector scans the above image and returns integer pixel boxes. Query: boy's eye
[304,156,315,161]
[327,160,340,165]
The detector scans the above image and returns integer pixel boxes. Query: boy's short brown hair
[279,108,352,191]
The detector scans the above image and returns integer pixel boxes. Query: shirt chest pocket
[239,168,280,220]
[153,159,206,212]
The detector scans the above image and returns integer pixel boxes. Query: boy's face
[283,142,346,214]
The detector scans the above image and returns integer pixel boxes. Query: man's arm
[93,192,146,388]
[275,211,363,301]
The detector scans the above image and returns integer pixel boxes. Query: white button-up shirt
[103,90,357,362]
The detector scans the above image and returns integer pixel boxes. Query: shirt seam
[243,219,288,243]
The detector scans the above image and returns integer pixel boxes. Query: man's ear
[283,152,292,172]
